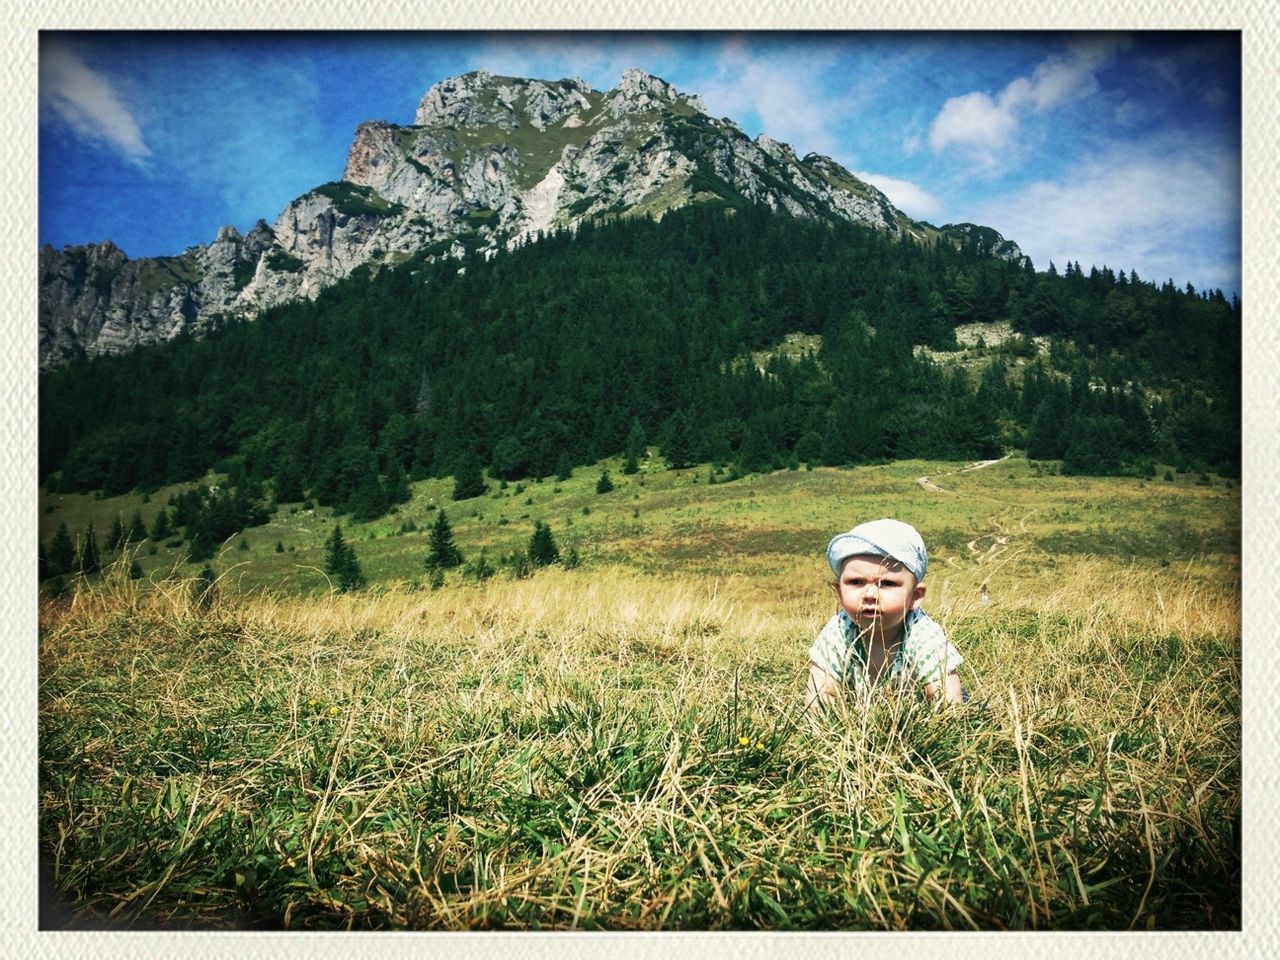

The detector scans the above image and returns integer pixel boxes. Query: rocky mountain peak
[415,70,496,127]
[415,70,595,131]
[39,67,1027,369]
[755,134,796,163]
[610,68,707,116]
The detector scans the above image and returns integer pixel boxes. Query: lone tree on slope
[426,509,464,570]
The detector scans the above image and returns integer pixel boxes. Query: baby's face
[835,554,924,639]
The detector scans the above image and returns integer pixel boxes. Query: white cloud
[40,38,151,165]
[697,36,849,157]
[854,171,944,220]
[928,36,1127,157]
[928,91,1017,153]
[970,142,1240,294]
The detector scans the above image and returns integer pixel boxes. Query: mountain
[38,68,1026,370]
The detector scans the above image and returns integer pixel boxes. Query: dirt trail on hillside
[916,454,1009,494]
[914,454,1029,609]
[916,476,949,493]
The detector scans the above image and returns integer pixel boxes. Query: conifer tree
[186,511,217,563]
[151,509,172,541]
[527,521,560,567]
[595,469,614,494]
[623,419,646,475]
[1026,388,1071,461]
[128,510,148,544]
[385,460,412,506]
[194,564,217,608]
[273,458,305,504]
[491,436,530,481]
[452,453,487,501]
[736,419,776,474]
[426,509,463,570]
[554,451,574,482]
[107,514,126,551]
[48,522,75,576]
[794,430,823,465]
[324,524,365,592]
[348,472,389,522]
[78,523,100,575]
[662,410,696,470]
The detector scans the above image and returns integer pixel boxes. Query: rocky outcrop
[39,68,1027,369]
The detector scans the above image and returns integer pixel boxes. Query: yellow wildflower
[738,736,750,747]
[755,742,765,751]
[329,705,340,716]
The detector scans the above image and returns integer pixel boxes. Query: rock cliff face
[39,68,1027,369]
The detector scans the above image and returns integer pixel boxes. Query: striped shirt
[809,608,963,693]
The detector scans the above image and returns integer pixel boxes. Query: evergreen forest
[40,200,1241,530]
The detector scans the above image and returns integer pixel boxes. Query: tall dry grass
[39,556,1239,929]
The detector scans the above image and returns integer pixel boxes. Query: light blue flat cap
[827,518,928,581]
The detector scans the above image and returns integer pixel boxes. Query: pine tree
[595,469,614,494]
[324,524,365,592]
[794,430,823,465]
[186,511,217,563]
[623,419,646,475]
[78,523,101,575]
[491,436,530,481]
[385,460,412,505]
[128,510,148,544]
[426,509,463,570]
[662,410,696,470]
[348,472,389,522]
[273,457,305,504]
[151,509,172,540]
[736,418,775,474]
[1026,388,1070,461]
[193,564,217,608]
[554,451,574,482]
[451,453,487,501]
[107,514,126,551]
[527,521,560,567]
[48,522,75,576]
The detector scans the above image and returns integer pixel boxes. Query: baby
[806,518,965,713]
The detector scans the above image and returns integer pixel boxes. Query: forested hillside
[40,201,1240,527]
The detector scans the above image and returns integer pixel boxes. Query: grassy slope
[38,458,1240,929]
[41,454,1238,600]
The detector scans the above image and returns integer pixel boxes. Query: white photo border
[8,2,1272,958]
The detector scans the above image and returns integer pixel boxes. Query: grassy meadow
[38,457,1240,929]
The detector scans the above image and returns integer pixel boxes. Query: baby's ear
[910,582,927,610]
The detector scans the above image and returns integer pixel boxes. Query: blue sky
[39,31,1241,297]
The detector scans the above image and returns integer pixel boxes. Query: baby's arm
[806,660,841,714]
[923,670,965,704]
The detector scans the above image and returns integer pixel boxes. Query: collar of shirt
[836,607,921,673]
